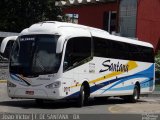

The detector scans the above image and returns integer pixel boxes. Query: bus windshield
[10,34,61,76]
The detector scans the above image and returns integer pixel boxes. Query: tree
[155,51,160,79]
[0,0,62,32]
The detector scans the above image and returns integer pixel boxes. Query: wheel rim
[79,86,85,106]
[82,91,85,102]
[134,88,138,100]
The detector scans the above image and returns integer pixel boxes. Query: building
[56,0,160,52]
[136,0,160,53]
[57,0,119,34]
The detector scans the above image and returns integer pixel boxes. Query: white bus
[4,21,155,107]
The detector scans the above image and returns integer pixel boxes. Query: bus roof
[20,21,153,48]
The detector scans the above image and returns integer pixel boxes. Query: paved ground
[0,66,160,120]
[0,83,160,115]
[109,98,160,113]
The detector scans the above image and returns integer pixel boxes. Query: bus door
[62,36,92,97]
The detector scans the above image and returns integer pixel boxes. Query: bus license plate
[26,91,34,95]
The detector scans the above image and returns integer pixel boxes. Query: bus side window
[127,44,140,61]
[140,46,154,63]
[63,37,91,71]
[93,37,110,58]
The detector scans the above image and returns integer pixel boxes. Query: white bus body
[5,21,155,106]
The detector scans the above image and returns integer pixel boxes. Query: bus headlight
[45,81,61,89]
[7,81,16,87]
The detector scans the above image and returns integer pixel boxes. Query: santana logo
[99,60,129,73]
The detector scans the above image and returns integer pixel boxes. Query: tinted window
[93,37,109,57]
[138,46,154,63]
[10,35,61,76]
[64,37,91,71]
[127,44,141,61]
[110,40,129,59]
[93,37,154,63]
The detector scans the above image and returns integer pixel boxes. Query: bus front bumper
[7,87,64,100]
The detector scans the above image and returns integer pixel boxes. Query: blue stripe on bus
[67,64,154,98]
[101,64,154,93]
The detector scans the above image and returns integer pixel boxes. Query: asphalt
[109,97,160,113]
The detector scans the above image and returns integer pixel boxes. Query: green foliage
[155,51,160,78]
[0,0,63,32]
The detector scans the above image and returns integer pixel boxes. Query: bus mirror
[0,36,18,53]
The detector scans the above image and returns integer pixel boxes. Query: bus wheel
[77,85,88,107]
[129,85,140,103]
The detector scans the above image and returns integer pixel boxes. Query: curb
[147,94,160,97]
[141,91,160,97]
[0,80,7,83]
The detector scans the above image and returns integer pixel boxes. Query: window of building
[103,11,117,33]
[65,14,79,24]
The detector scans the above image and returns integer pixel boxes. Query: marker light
[7,81,16,87]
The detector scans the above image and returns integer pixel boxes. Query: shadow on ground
[0,97,147,109]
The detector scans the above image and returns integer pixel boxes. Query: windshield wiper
[35,57,45,72]
[32,46,46,73]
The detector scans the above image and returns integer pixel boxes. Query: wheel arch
[135,81,141,98]
[82,81,90,97]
